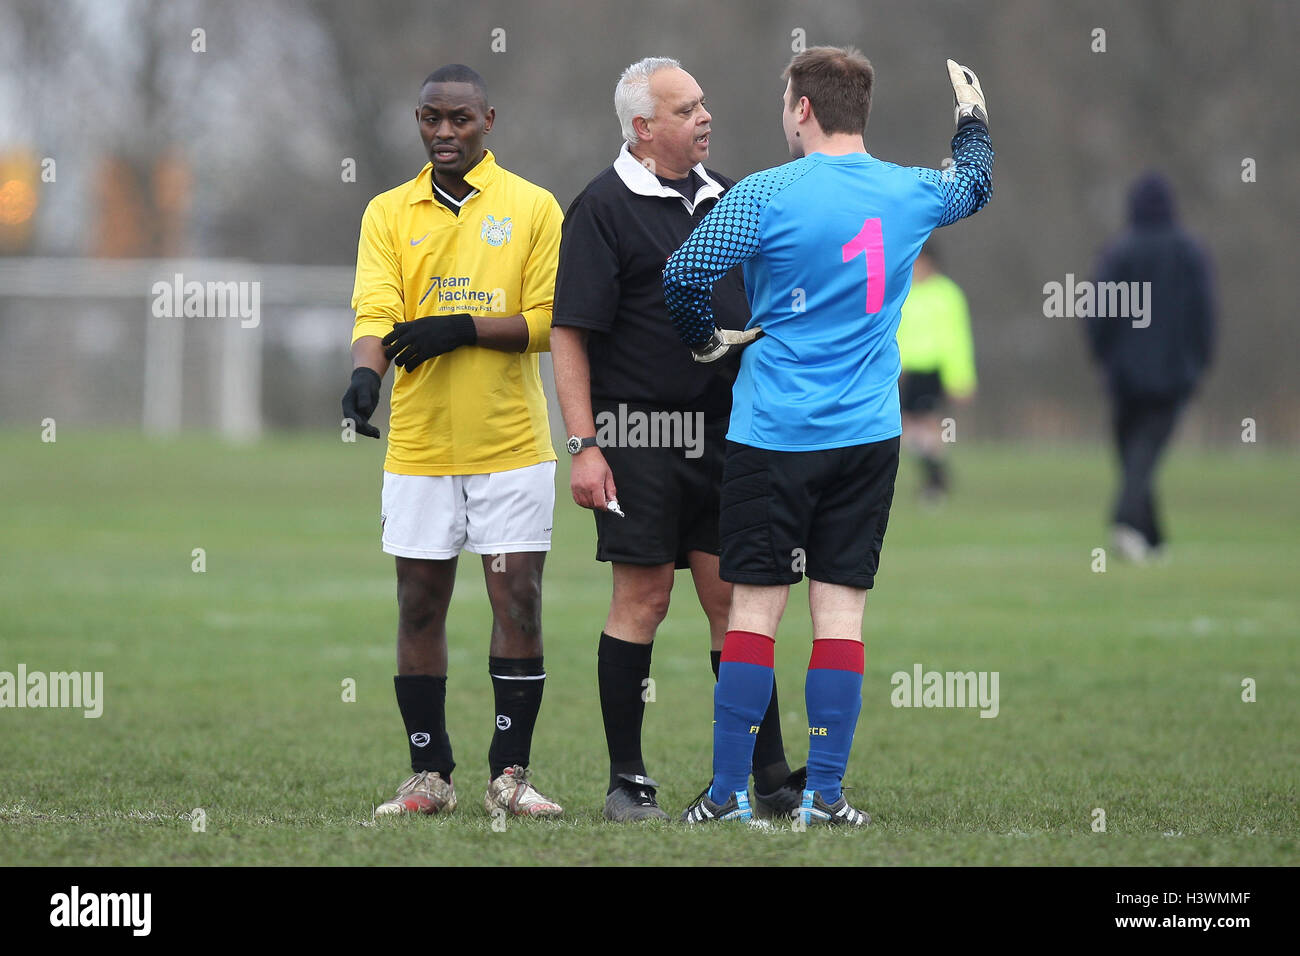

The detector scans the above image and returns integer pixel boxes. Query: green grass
[0,429,1296,865]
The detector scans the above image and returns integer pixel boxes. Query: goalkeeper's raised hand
[946,59,987,128]
[341,366,382,439]
[690,326,763,364]
[381,313,477,372]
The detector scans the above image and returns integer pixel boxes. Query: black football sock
[394,674,454,777]
[487,656,546,778]
[922,455,947,492]
[599,632,653,793]
[713,649,788,791]
[752,683,791,793]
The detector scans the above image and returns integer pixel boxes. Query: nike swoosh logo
[410,232,430,246]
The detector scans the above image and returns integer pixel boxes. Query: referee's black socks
[394,674,455,779]
[487,656,546,778]
[922,454,948,492]
[711,649,790,794]
[598,632,652,793]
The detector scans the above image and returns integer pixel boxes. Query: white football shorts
[380,461,555,559]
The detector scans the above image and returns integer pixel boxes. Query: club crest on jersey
[480,215,511,247]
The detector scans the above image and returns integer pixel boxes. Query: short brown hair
[782,46,874,136]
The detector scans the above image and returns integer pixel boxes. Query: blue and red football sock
[709,630,775,804]
[804,638,865,803]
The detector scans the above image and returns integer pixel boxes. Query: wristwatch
[566,435,598,455]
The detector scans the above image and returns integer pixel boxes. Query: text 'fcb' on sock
[804,638,865,804]
[394,674,455,778]
[710,630,775,804]
[488,656,545,778]
[598,632,653,793]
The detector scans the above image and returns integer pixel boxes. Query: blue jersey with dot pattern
[664,123,993,450]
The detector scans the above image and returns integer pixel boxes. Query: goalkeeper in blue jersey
[664,47,993,826]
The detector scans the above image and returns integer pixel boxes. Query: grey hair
[615,56,682,146]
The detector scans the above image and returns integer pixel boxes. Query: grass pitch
[0,429,1295,866]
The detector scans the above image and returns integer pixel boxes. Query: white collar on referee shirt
[613,142,724,214]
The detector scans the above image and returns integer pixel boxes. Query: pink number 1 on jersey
[841,217,885,315]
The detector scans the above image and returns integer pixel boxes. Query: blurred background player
[1085,171,1216,562]
[896,242,976,504]
[341,65,566,818]
[551,57,799,822]
[666,48,992,825]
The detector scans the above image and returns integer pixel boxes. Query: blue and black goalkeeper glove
[341,366,382,439]
[381,314,477,372]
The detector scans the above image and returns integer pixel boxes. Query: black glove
[341,366,382,439]
[381,314,477,372]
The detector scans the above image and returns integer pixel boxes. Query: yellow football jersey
[896,273,977,399]
[351,150,562,475]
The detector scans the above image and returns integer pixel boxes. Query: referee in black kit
[551,56,800,822]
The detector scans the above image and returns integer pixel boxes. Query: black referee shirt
[552,145,751,414]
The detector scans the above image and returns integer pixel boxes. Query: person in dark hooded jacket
[1086,171,1216,560]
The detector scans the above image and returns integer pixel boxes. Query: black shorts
[900,370,944,414]
[592,401,727,568]
[719,437,899,588]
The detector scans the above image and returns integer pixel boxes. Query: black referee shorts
[592,401,727,568]
[719,437,900,588]
[899,370,945,415]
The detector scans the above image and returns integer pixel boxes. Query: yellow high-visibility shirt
[896,273,977,399]
[350,150,562,475]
